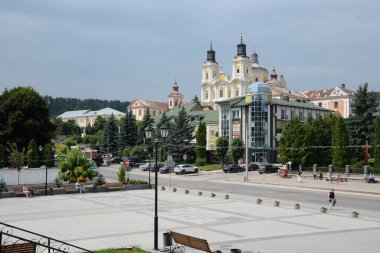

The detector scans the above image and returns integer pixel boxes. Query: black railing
[0,222,94,253]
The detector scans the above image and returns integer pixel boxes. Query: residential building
[57,108,125,128]
[216,81,330,163]
[302,84,355,118]
[128,99,167,121]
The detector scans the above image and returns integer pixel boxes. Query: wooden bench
[103,182,125,191]
[170,231,222,253]
[1,242,36,253]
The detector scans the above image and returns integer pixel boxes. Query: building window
[210,130,215,137]
[291,110,295,118]
[318,102,322,107]
[299,111,304,121]
[235,88,239,96]
[237,68,240,74]
[205,92,209,100]
[206,73,209,79]
[169,100,172,107]
[138,109,142,116]
[232,110,240,119]
[219,88,224,98]
[221,104,230,137]
[334,101,338,108]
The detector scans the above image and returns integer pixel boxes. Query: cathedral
[200,37,302,109]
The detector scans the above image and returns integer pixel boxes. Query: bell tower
[168,80,183,110]
[232,35,251,96]
[201,42,219,103]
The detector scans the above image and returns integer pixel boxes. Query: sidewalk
[225,171,380,196]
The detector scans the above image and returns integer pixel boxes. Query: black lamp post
[144,124,169,251]
[39,145,55,196]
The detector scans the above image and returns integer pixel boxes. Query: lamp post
[39,145,55,196]
[145,124,169,251]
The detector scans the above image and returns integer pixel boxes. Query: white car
[173,164,199,174]
[140,163,152,171]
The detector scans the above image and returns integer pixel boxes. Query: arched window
[237,68,240,74]
[219,88,224,98]
[235,88,239,96]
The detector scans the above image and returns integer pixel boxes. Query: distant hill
[45,96,130,116]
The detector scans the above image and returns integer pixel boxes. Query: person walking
[328,189,336,209]
[327,172,332,183]
[336,172,341,184]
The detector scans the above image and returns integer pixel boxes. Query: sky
[0,0,379,102]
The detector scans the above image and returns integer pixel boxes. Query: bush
[128,179,148,185]
[0,177,8,192]
[195,158,206,166]
[54,176,63,188]
[96,172,106,185]
[123,147,133,157]
[130,145,145,158]
[117,165,127,184]
[58,149,98,182]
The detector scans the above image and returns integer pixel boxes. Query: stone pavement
[1,177,380,253]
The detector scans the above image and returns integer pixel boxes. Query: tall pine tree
[331,116,351,168]
[195,121,207,165]
[167,106,194,162]
[0,144,5,168]
[302,115,318,166]
[138,107,154,145]
[102,114,119,155]
[347,83,379,160]
[27,139,39,168]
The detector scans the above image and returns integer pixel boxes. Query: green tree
[43,143,55,167]
[167,106,194,162]
[95,172,106,186]
[216,136,229,165]
[138,107,154,144]
[117,164,127,184]
[302,115,318,166]
[331,117,351,168]
[195,121,207,165]
[313,114,334,166]
[230,137,245,164]
[347,83,379,160]
[374,116,380,169]
[279,117,305,164]
[118,109,138,155]
[102,114,119,155]
[0,87,55,149]
[0,144,5,168]
[27,139,39,168]
[93,116,107,133]
[58,148,98,182]
[0,177,8,192]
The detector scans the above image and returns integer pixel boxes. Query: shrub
[0,177,8,192]
[130,145,145,157]
[54,176,63,188]
[96,172,106,185]
[128,179,148,185]
[117,165,126,184]
[195,158,206,166]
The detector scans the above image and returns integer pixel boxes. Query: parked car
[159,165,173,174]
[258,164,279,174]
[223,164,244,173]
[173,164,199,174]
[108,157,123,164]
[125,156,143,167]
[140,163,152,171]
[248,162,259,171]
[150,163,165,172]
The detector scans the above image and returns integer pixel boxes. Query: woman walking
[328,189,336,209]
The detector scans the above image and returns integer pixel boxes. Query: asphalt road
[100,165,380,216]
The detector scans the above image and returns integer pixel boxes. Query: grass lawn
[196,164,222,171]
[96,247,148,253]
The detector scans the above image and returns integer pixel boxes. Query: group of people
[312,170,324,180]
[364,173,377,183]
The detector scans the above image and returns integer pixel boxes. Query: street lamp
[39,145,55,196]
[144,124,169,251]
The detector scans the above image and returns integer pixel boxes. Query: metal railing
[0,222,94,253]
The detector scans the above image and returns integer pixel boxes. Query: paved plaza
[1,179,380,253]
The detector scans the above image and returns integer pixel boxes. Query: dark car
[159,165,173,174]
[223,164,244,173]
[248,162,259,171]
[108,157,123,164]
[258,164,279,174]
[124,156,143,167]
[150,164,165,172]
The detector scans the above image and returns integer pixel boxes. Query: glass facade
[250,94,268,148]
[221,104,230,137]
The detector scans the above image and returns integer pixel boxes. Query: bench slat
[170,231,221,253]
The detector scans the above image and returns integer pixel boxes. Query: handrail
[0,222,94,253]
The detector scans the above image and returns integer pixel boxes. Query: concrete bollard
[328,164,334,173]
[172,188,177,192]
[313,164,318,173]
[274,200,280,207]
[198,191,202,196]
[352,211,359,218]
[294,203,300,209]
[345,165,351,177]
[161,186,165,191]
[185,189,189,194]
[225,194,230,199]
[364,166,369,175]
[211,193,216,197]
[256,198,262,204]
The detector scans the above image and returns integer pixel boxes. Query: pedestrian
[296,173,302,183]
[327,172,332,183]
[328,189,336,209]
[75,180,86,194]
[336,172,341,184]
[313,171,317,180]
[319,171,323,180]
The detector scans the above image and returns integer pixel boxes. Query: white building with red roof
[302,84,355,118]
